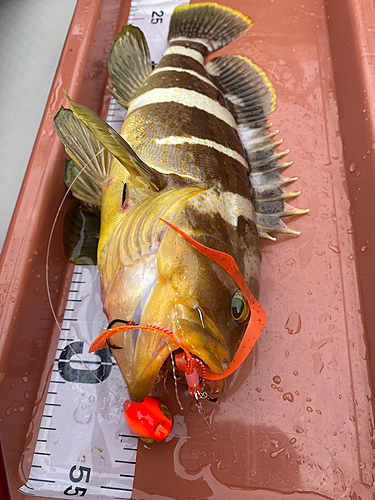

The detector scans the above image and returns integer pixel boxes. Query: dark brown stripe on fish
[122,129,251,195]
[169,40,208,55]
[156,54,207,77]
[137,70,226,106]
[125,102,245,156]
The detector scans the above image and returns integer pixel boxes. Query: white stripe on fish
[163,45,204,64]
[155,136,248,169]
[188,189,256,228]
[128,88,237,129]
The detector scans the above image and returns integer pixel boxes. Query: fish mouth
[109,303,231,402]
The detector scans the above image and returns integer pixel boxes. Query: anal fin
[206,55,308,238]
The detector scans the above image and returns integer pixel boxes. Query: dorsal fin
[108,25,152,109]
[206,55,308,239]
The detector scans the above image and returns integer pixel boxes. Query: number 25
[151,10,163,23]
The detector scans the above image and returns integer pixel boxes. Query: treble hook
[199,391,218,403]
[193,390,205,415]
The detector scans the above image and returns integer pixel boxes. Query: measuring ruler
[19,0,187,497]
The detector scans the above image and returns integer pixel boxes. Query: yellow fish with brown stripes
[54,3,307,404]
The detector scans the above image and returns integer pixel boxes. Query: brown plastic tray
[1,0,375,498]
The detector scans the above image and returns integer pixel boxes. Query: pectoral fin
[64,94,165,191]
[65,160,102,206]
[54,107,112,205]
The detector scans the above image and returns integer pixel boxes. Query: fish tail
[168,3,253,54]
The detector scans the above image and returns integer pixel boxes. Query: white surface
[0,0,77,249]
[19,267,136,499]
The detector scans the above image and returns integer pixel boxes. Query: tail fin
[168,3,253,54]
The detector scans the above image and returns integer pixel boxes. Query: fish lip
[168,317,231,374]
[110,303,231,401]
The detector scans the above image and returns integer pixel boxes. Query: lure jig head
[123,396,172,443]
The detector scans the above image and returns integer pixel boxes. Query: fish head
[105,193,261,403]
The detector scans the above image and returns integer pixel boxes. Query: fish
[54,2,308,404]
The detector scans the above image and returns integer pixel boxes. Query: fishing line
[45,146,122,393]
[169,345,184,411]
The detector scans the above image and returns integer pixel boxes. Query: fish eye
[231,290,250,324]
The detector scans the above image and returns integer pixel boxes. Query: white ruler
[20,0,187,497]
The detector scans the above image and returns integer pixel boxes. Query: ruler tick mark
[28,478,55,483]
[101,486,133,492]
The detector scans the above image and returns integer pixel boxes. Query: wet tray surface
[1,0,375,499]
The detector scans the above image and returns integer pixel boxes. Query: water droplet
[32,250,38,256]
[36,274,40,279]
[348,254,354,260]
[5,408,10,416]
[270,448,285,458]
[307,398,312,402]
[277,387,283,392]
[314,251,325,256]
[293,370,298,376]
[18,405,24,412]
[24,392,29,400]
[347,228,354,234]
[285,452,291,459]
[34,287,39,293]
[307,406,313,412]
[285,312,302,335]
[295,391,300,396]
[271,384,277,389]
[349,162,356,172]
[361,246,367,252]
[273,375,281,384]
[328,242,340,254]
[256,387,261,393]
[10,382,15,389]
[23,376,28,383]
[55,288,59,294]
[290,438,297,444]
[316,409,322,414]
[285,350,289,358]
[283,392,294,402]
